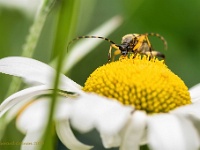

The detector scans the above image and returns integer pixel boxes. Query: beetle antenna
[67,36,117,52]
[146,33,168,50]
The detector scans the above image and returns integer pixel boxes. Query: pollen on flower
[83,55,191,113]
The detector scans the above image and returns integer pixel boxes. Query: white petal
[189,83,200,103]
[120,111,147,150]
[16,98,49,133]
[100,133,121,148]
[69,94,133,135]
[0,57,82,93]
[147,114,200,150]
[4,98,33,124]
[21,130,44,150]
[171,103,200,120]
[54,98,74,120]
[171,103,200,136]
[17,97,93,150]
[0,85,52,117]
[58,15,123,73]
[56,120,93,150]
[18,99,47,150]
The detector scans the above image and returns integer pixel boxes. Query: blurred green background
[0,0,200,149]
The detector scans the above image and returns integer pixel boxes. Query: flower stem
[41,0,79,149]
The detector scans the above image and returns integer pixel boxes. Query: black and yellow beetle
[67,33,167,62]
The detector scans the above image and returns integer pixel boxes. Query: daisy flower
[0,54,200,150]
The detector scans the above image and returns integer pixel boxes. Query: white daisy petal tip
[21,130,44,150]
[100,133,121,148]
[0,57,82,93]
[56,120,93,150]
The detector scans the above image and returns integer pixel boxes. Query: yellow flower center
[83,55,191,113]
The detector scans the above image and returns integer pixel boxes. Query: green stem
[41,0,79,149]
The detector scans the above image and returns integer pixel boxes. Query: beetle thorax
[121,34,139,44]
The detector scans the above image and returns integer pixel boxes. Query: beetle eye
[121,51,127,55]
[117,43,128,51]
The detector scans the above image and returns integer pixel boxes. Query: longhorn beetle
[67,33,167,62]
